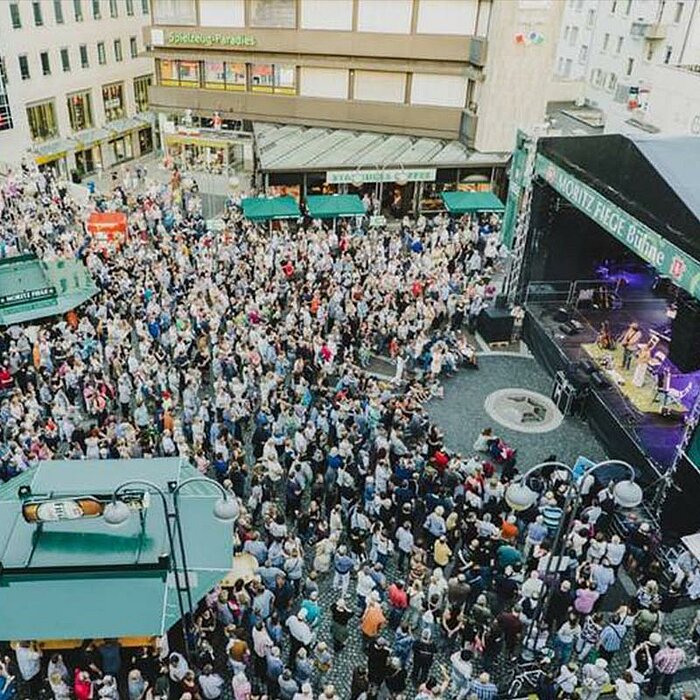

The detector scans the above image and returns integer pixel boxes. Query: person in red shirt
[387,580,409,629]
[0,365,12,392]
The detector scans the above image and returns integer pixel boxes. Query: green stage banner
[501,134,529,249]
[535,154,700,300]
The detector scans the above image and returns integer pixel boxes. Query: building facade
[144,0,564,165]
[0,0,156,178]
[551,0,700,133]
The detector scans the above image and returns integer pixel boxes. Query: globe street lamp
[103,476,238,660]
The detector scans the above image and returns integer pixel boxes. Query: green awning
[441,190,505,214]
[241,196,300,221]
[306,194,365,219]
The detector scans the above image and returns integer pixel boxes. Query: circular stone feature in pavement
[483,388,564,434]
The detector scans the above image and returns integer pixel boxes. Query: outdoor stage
[524,283,700,482]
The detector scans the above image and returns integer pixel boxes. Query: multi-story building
[0,0,157,178]
[551,0,700,133]
[144,0,564,202]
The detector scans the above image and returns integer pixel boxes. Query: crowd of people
[0,163,695,700]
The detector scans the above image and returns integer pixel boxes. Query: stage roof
[538,134,700,263]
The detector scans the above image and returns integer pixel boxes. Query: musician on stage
[618,322,642,370]
[596,321,614,350]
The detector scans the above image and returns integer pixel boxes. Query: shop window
[10,3,21,29]
[67,90,93,131]
[249,0,296,28]
[133,74,152,112]
[27,101,58,141]
[54,0,64,24]
[252,64,295,93]
[138,127,153,154]
[178,61,201,87]
[225,63,246,91]
[205,61,226,90]
[110,135,134,162]
[75,148,97,176]
[102,82,125,121]
[159,59,179,87]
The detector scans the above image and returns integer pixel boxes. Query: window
[92,0,101,19]
[114,39,123,62]
[33,1,43,25]
[126,0,134,14]
[602,33,610,51]
[616,36,624,53]
[251,63,296,93]
[563,25,570,41]
[646,43,655,60]
[133,74,152,112]
[60,48,70,72]
[674,2,684,22]
[152,0,196,24]
[611,0,617,12]
[178,60,200,86]
[102,82,125,121]
[80,44,89,68]
[74,0,83,20]
[586,9,595,26]
[590,67,603,86]
[249,0,296,28]
[130,37,138,58]
[624,0,632,14]
[109,0,118,16]
[40,52,51,76]
[9,2,21,28]
[664,45,673,63]
[97,42,106,65]
[26,101,58,141]
[606,72,618,91]
[158,59,203,87]
[18,55,30,80]
[54,0,64,23]
[0,58,13,132]
[569,26,579,45]
[626,57,634,75]
[579,44,589,63]
[142,0,149,13]
[557,57,564,75]
[67,90,93,130]
[203,61,247,90]
[564,58,573,77]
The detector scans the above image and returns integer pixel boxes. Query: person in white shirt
[198,664,224,699]
[396,522,415,571]
[15,641,42,694]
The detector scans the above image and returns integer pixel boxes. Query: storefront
[71,127,110,178]
[164,128,249,175]
[30,139,74,178]
[138,126,154,155]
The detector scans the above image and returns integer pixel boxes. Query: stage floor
[527,296,699,473]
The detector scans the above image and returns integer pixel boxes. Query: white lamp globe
[213,496,239,523]
[505,481,538,511]
[103,500,132,527]
[613,479,643,508]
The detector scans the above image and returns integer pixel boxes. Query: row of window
[608,0,685,23]
[9,0,149,29]
[0,59,12,133]
[158,59,297,94]
[17,38,140,81]
[25,75,152,141]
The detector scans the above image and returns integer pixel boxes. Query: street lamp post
[103,477,239,660]
[506,459,642,659]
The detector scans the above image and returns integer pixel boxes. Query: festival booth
[512,134,700,532]
[86,211,128,253]
[440,190,505,215]
[0,458,234,650]
[306,194,364,220]
[242,195,301,232]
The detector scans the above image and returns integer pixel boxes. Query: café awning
[306,194,364,219]
[109,116,148,137]
[241,195,300,221]
[441,190,505,214]
[0,458,233,642]
[31,138,75,165]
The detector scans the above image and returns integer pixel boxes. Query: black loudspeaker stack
[660,454,700,537]
[669,296,700,372]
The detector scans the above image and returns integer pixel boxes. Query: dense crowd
[0,164,696,700]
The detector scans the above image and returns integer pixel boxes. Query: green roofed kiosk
[0,253,98,325]
[441,190,505,214]
[0,458,235,650]
[306,194,365,219]
[241,195,301,222]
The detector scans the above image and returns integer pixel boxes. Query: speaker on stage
[477,306,514,343]
[660,453,700,536]
[554,307,571,322]
[669,296,700,372]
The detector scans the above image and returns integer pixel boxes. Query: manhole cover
[484,388,563,434]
